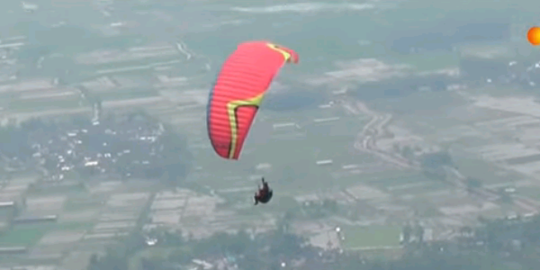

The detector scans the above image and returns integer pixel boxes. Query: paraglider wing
[207,41,298,160]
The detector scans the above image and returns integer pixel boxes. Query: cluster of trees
[460,56,540,88]
[88,225,307,270]
[352,52,540,101]
[88,214,540,270]
[397,215,540,270]
[0,120,35,162]
[0,112,192,185]
[349,21,540,101]
[418,151,454,181]
[416,151,516,204]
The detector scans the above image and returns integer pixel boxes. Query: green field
[396,181,449,196]
[517,186,540,201]
[7,97,83,113]
[367,172,430,188]
[0,222,92,247]
[0,227,45,246]
[29,183,86,196]
[341,225,401,249]
[129,247,174,270]
[63,197,102,212]
[390,51,460,72]
[366,170,450,195]
[453,157,523,185]
[96,88,159,102]
[191,106,371,193]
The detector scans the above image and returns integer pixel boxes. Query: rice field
[454,157,523,184]
[96,88,159,102]
[63,196,103,212]
[367,172,429,188]
[189,105,374,194]
[0,226,45,246]
[7,96,83,113]
[341,225,401,249]
[0,222,92,247]
[516,186,540,201]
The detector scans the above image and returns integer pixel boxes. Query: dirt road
[341,98,540,214]
[341,100,414,169]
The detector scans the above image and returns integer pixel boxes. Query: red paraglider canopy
[206,41,299,160]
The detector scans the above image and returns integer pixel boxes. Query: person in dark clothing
[254,177,273,205]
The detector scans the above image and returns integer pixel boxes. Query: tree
[401,146,415,160]
[420,151,453,169]
[88,254,100,270]
[414,224,425,244]
[466,177,483,190]
[157,131,192,185]
[87,246,128,270]
[168,247,194,265]
[267,230,305,259]
[402,224,413,244]
[322,199,339,212]
[420,151,454,182]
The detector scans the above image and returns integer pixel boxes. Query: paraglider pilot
[254,177,273,205]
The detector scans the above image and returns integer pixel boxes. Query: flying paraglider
[254,177,273,205]
[206,41,299,160]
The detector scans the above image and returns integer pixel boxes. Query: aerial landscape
[1,0,540,269]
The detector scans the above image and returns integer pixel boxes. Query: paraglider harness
[254,178,273,205]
